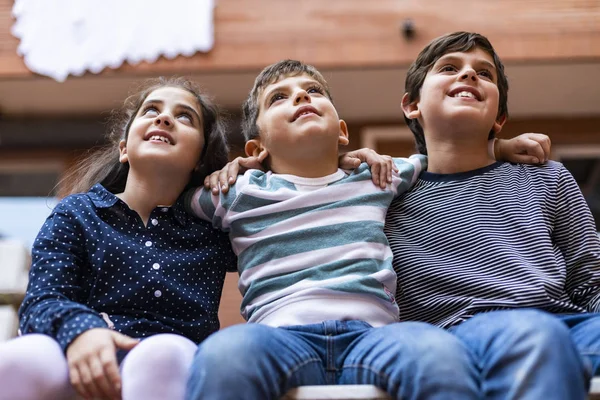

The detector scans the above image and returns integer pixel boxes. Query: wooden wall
[348,116,600,157]
[1,0,599,78]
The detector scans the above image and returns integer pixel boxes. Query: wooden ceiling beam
[1,0,599,79]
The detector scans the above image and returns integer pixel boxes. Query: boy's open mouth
[448,86,482,101]
[291,105,320,122]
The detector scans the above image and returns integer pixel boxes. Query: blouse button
[145,241,153,247]
[151,219,159,226]
[161,207,169,212]
[154,290,162,298]
[152,263,160,270]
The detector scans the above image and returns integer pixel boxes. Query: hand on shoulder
[204,149,269,194]
[496,133,551,164]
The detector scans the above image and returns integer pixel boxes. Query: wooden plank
[282,385,391,400]
[0,0,599,78]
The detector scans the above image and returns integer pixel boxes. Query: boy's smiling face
[404,47,505,137]
[249,73,348,160]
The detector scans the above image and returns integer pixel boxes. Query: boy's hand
[204,150,268,194]
[66,328,139,400]
[339,148,398,189]
[496,133,551,164]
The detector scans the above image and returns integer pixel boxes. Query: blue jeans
[185,320,480,400]
[558,313,600,376]
[449,309,592,400]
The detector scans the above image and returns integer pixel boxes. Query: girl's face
[120,86,205,176]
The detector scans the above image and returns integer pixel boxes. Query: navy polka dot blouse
[19,184,236,352]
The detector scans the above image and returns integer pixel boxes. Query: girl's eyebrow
[143,98,162,106]
[142,99,202,123]
[178,104,202,123]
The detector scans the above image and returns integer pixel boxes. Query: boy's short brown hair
[404,32,509,154]
[241,60,333,142]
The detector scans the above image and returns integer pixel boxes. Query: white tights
[0,333,198,400]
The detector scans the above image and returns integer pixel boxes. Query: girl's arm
[18,198,138,399]
[19,200,107,349]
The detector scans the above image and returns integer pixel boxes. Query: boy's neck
[117,168,188,225]
[268,152,339,178]
[425,133,496,174]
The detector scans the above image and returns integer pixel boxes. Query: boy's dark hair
[61,76,229,196]
[241,59,333,142]
[404,32,509,154]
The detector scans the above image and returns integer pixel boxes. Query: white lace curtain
[12,0,215,81]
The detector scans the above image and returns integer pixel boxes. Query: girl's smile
[120,86,205,176]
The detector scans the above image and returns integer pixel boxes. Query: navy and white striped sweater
[385,161,600,328]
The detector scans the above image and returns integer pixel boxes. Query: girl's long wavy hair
[60,77,229,197]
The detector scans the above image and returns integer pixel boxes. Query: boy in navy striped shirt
[388,31,600,399]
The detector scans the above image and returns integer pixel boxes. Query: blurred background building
[1,0,599,333]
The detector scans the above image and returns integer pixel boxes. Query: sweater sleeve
[391,154,428,196]
[18,200,107,352]
[552,166,600,312]
[184,178,244,232]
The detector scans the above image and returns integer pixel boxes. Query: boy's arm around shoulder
[339,148,400,189]
[390,154,428,196]
[494,133,551,164]
[204,150,268,195]
[185,173,250,232]
[551,163,600,312]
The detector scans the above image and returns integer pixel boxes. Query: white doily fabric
[11,0,215,81]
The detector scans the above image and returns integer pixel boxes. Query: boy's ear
[492,113,507,134]
[338,120,349,146]
[245,139,265,157]
[118,139,128,164]
[401,93,420,120]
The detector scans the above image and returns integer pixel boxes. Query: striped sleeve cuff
[184,187,211,220]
